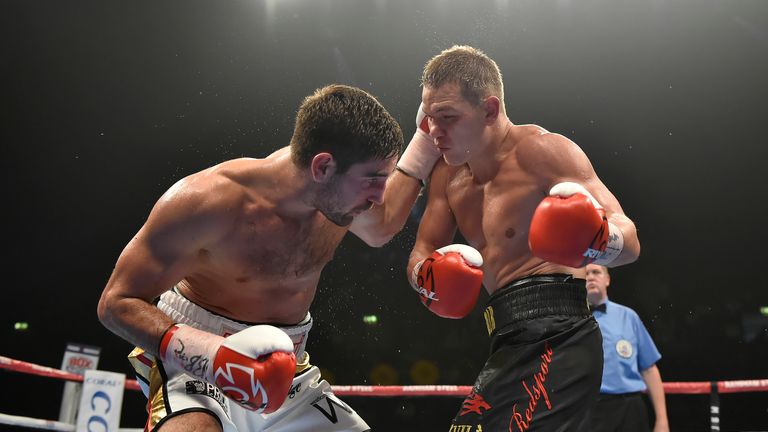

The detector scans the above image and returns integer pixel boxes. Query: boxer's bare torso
[175,158,348,324]
[420,123,628,296]
[100,148,398,353]
[149,153,353,324]
[437,125,578,293]
[411,81,637,296]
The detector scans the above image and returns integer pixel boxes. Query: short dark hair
[422,45,505,111]
[290,84,403,173]
[588,264,610,275]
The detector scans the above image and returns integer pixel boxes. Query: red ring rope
[2,355,767,396]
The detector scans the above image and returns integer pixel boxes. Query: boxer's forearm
[350,171,423,247]
[98,293,173,357]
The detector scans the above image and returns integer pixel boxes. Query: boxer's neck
[260,156,321,219]
[467,119,513,184]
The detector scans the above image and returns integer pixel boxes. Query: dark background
[3,0,768,430]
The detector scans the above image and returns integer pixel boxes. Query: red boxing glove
[529,182,624,268]
[160,324,296,413]
[411,244,484,319]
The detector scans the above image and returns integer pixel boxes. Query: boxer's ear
[310,153,337,183]
[481,96,500,125]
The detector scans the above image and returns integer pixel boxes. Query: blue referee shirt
[592,299,661,394]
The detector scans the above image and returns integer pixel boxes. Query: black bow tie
[589,303,607,314]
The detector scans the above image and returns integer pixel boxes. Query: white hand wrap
[161,324,222,382]
[411,260,424,289]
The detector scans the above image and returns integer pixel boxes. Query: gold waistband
[296,351,312,374]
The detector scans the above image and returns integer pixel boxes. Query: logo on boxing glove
[214,362,268,411]
[415,257,440,303]
[411,245,484,319]
[581,214,609,263]
[161,324,296,414]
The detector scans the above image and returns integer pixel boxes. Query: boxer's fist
[160,324,296,413]
[397,103,441,181]
[529,182,622,267]
[212,326,296,413]
[411,244,484,319]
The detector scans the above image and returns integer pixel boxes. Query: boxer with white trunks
[98,84,440,431]
[128,287,366,431]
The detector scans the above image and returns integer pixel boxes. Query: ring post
[58,343,101,423]
[709,380,720,431]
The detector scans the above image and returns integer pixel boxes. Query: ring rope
[0,412,142,432]
[2,355,767,396]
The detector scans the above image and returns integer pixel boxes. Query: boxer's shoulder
[165,169,242,207]
[185,158,288,202]
[514,126,573,159]
[514,128,590,183]
[431,159,467,191]
[151,165,250,233]
[203,157,274,184]
[511,123,550,138]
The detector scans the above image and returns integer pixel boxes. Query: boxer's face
[421,83,487,166]
[317,155,397,226]
[585,264,610,303]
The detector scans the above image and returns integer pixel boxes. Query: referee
[586,264,669,432]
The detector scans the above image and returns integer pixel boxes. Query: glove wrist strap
[161,324,222,383]
[410,260,425,289]
[593,222,624,265]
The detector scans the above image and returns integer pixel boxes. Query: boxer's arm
[406,163,484,318]
[97,176,234,356]
[349,169,424,247]
[351,103,440,247]
[407,160,459,282]
[521,133,640,267]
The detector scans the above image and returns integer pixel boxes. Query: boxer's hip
[483,273,591,351]
[127,287,316,429]
[453,276,601,431]
[157,285,312,360]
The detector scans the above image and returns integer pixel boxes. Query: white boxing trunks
[128,287,370,432]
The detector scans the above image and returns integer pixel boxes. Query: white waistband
[157,288,312,360]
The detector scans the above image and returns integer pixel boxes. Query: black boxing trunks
[590,392,651,432]
[450,274,603,432]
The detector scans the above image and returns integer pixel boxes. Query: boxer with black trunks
[401,46,641,431]
[97,84,440,432]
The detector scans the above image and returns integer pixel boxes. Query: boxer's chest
[446,165,542,259]
[208,213,347,281]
